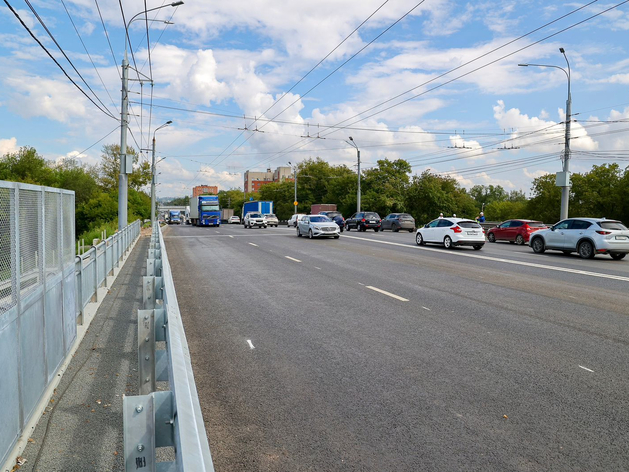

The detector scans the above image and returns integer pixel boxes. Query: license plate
[369,221,375,223]
[616,236,628,240]
[467,231,478,235]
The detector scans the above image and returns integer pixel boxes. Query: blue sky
[1,0,628,198]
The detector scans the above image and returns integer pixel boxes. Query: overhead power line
[3,0,118,121]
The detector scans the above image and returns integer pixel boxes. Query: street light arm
[519,63,569,82]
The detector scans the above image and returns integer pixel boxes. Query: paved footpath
[16,236,148,472]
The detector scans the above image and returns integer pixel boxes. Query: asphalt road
[164,223,629,472]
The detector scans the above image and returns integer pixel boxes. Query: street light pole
[347,137,361,212]
[288,162,297,214]
[518,47,572,220]
[118,1,183,231]
[151,121,172,227]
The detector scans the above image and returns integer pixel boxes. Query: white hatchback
[296,215,340,239]
[416,217,485,250]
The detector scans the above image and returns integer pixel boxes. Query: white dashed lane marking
[285,256,302,263]
[366,286,409,302]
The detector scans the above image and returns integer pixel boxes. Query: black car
[320,211,345,232]
[345,212,381,232]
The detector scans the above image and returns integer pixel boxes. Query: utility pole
[118,53,129,231]
[347,137,361,212]
[519,47,572,220]
[149,121,172,227]
[288,162,297,214]
[559,47,572,221]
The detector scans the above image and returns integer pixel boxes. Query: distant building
[192,185,218,197]
[244,166,292,193]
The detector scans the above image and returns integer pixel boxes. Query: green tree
[570,163,623,219]
[98,144,150,191]
[527,174,561,223]
[404,171,476,225]
[361,158,411,216]
[469,184,508,209]
[484,200,528,221]
[258,181,294,220]
[167,196,190,206]
[54,158,100,206]
[0,147,55,185]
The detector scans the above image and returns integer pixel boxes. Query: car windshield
[364,212,379,218]
[265,214,277,218]
[249,213,262,218]
[599,221,627,230]
[527,221,546,227]
[458,221,481,228]
[325,212,341,218]
[310,216,331,222]
[398,214,413,219]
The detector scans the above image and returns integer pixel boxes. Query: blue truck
[196,195,221,227]
[168,210,181,224]
[241,201,274,224]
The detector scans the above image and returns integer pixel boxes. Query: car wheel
[296,227,302,237]
[340,227,344,232]
[473,245,483,250]
[334,235,340,239]
[531,237,545,254]
[308,229,314,239]
[374,227,379,232]
[578,241,595,259]
[610,253,626,260]
[409,228,414,233]
[488,233,496,243]
[393,224,399,232]
[515,235,525,245]
[416,232,425,246]
[443,235,453,249]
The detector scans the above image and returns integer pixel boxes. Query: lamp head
[171,1,184,6]
[349,136,354,141]
[518,64,528,67]
[166,120,172,125]
[559,47,565,53]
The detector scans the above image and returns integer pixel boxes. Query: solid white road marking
[285,256,302,263]
[358,282,365,286]
[366,286,409,301]
[249,243,258,247]
[315,267,321,270]
[229,235,234,238]
[342,234,629,283]
[247,340,255,349]
[422,306,431,311]
[579,365,594,372]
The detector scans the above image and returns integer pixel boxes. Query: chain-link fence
[0,179,141,470]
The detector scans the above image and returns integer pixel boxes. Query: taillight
[596,230,612,235]
[361,218,365,222]
[452,226,462,233]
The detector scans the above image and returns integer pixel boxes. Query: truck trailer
[311,203,337,214]
[221,208,234,222]
[242,201,274,224]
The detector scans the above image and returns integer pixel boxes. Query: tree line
[0,145,151,242]
[216,158,629,225]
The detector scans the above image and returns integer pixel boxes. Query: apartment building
[244,166,292,193]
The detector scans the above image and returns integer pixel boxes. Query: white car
[288,213,307,227]
[529,217,629,260]
[244,212,267,228]
[416,217,485,250]
[263,213,279,227]
[296,215,340,239]
[228,215,240,224]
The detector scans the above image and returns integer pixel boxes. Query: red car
[487,219,547,245]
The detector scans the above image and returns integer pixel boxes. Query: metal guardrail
[123,225,214,472]
[74,220,141,324]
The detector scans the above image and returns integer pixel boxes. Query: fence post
[76,256,84,325]
[92,246,98,302]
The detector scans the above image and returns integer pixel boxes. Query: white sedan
[416,217,485,250]
[228,215,240,224]
[296,215,340,239]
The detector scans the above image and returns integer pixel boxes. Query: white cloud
[0,137,19,155]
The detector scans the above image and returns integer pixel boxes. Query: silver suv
[244,212,267,229]
[529,217,629,260]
